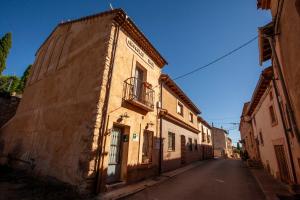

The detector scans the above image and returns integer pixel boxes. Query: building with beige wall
[159,74,202,172]
[256,0,300,188]
[0,9,167,193]
[198,116,213,159]
[239,102,260,161]
[246,66,295,184]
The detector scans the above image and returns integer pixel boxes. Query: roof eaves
[160,74,201,114]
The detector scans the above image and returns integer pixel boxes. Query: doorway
[181,135,186,164]
[107,127,123,184]
[274,145,291,183]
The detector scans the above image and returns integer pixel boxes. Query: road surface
[123,159,265,200]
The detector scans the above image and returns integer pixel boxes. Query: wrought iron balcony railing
[123,77,155,111]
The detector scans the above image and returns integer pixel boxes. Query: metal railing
[123,77,154,110]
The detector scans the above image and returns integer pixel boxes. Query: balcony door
[134,67,144,101]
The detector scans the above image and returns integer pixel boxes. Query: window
[189,113,193,123]
[177,101,183,116]
[201,126,205,142]
[269,90,273,101]
[142,131,153,163]
[188,138,193,151]
[296,0,300,16]
[168,132,175,151]
[194,139,198,150]
[207,134,210,143]
[269,105,277,125]
[259,131,264,145]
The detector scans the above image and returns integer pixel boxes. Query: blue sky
[0,0,271,145]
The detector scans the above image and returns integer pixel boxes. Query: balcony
[123,77,155,112]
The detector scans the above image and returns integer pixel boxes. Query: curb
[98,159,211,200]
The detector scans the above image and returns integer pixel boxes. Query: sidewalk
[250,167,294,200]
[97,160,207,200]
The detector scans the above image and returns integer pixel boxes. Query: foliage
[0,75,20,94]
[0,33,12,75]
[17,64,32,92]
[237,142,241,150]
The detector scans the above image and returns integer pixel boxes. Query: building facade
[198,116,213,159]
[256,0,300,187]
[246,66,295,184]
[239,102,260,160]
[0,9,167,193]
[159,74,202,172]
[212,127,229,157]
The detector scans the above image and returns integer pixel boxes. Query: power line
[172,35,258,81]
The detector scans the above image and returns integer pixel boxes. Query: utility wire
[172,35,258,81]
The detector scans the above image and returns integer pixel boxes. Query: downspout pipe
[272,78,298,184]
[94,20,122,193]
[158,80,163,175]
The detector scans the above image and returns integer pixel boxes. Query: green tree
[0,33,12,75]
[0,75,20,93]
[237,142,241,150]
[17,64,32,92]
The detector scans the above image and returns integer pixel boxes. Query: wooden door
[107,127,122,184]
[181,135,186,164]
[274,145,291,183]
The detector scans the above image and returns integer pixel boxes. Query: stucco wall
[0,14,114,190]
[269,0,300,183]
[161,86,198,129]
[161,119,201,172]
[251,82,293,180]
[98,26,164,185]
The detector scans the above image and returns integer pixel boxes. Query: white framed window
[177,101,184,116]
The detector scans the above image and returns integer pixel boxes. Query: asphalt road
[123,159,265,200]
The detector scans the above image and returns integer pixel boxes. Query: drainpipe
[158,80,163,175]
[272,78,298,184]
[94,21,121,193]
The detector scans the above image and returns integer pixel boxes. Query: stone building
[159,74,202,172]
[212,127,229,157]
[256,0,300,187]
[239,102,260,160]
[197,116,213,159]
[0,9,167,193]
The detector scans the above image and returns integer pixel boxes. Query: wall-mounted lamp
[118,112,130,122]
[146,121,154,129]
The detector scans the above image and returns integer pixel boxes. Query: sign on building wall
[126,37,155,68]
[132,133,139,141]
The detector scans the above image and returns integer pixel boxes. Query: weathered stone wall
[212,128,227,152]
[0,13,115,191]
[0,94,21,128]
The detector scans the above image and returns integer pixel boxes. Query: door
[274,145,291,183]
[107,127,122,184]
[181,135,186,164]
[134,67,144,101]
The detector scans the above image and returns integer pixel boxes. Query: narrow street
[123,159,265,200]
